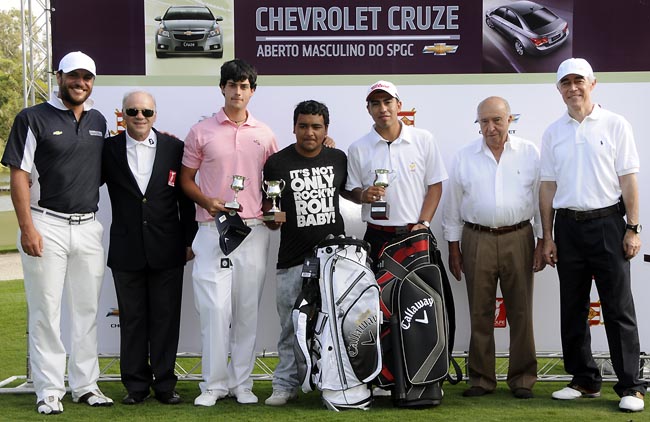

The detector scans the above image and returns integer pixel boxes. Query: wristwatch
[417,220,430,228]
[626,223,642,234]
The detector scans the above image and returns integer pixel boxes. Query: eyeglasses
[125,108,155,117]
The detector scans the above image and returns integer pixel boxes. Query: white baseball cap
[556,58,594,83]
[58,51,96,76]
[366,80,399,101]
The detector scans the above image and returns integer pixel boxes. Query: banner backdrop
[51,0,650,75]
[51,0,650,356]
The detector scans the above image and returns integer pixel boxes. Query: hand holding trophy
[262,179,286,223]
[371,169,391,220]
[224,174,246,215]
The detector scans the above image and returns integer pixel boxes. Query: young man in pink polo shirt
[180,59,278,406]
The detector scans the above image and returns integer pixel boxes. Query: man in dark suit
[103,90,197,405]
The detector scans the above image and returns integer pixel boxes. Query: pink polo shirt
[183,108,278,221]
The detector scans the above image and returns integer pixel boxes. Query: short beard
[59,86,88,107]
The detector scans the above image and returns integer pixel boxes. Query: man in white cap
[540,58,645,412]
[346,80,447,268]
[1,51,113,414]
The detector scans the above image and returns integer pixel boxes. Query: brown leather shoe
[513,388,534,399]
[463,386,493,397]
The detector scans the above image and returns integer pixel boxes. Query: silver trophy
[224,174,246,215]
[262,179,286,223]
[371,169,391,220]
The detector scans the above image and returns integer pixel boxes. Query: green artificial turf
[0,280,643,421]
[0,209,18,252]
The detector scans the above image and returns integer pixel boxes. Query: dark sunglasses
[125,108,155,117]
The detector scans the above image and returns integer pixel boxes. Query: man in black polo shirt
[1,51,113,414]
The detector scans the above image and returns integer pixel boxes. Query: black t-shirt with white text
[263,144,347,268]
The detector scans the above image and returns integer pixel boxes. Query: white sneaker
[619,391,645,412]
[265,390,297,406]
[552,385,600,400]
[194,390,227,407]
[37,396,63,415]
[72,389,114,406]
[230,387,258,404]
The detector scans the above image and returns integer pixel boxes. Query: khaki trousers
[461,224,537,391]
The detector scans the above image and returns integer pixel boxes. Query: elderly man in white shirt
[442,96,544,400]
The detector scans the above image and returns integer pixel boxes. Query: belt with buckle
[555,204,619,221]
[465,220,529,235]
[367,222,415,235]
[243,218,263,227]
[31,206,95,225]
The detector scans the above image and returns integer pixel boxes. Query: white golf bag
[293,235,382,411]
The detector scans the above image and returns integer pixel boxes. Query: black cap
[215,211,251,255]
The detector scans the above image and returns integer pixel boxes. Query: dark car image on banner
[482,0,573,73]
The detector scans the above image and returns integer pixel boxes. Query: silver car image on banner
[155,5,224,58]
[486,1,569,56]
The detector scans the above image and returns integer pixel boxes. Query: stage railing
[1,352,648,393]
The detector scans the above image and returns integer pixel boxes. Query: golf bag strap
[433,245,462,385]
[317,235,370,252]
[381,252,410,281]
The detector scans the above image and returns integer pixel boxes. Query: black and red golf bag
[374,229,460,407]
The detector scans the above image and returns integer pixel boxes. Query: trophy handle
[279,179,286,193]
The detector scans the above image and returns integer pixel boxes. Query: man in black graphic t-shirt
[262,100,351,406]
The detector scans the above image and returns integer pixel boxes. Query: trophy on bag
[224,175,246,215]
[262,179,286,223]
[371,169,391,220]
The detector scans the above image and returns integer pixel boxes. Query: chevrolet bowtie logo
[422,43,459,55]
[184,31,193,36]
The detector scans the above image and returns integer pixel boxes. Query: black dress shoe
[155,390,182,405]
[122,391,149,405]
[513,388,534,399]
[462,386,493,397]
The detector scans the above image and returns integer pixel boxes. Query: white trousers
[192,223,269,394]
[19,211,105,402]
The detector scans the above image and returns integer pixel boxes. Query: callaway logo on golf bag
[401,297,434,329]
[347,310,378,357]
[293,235,382,411]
